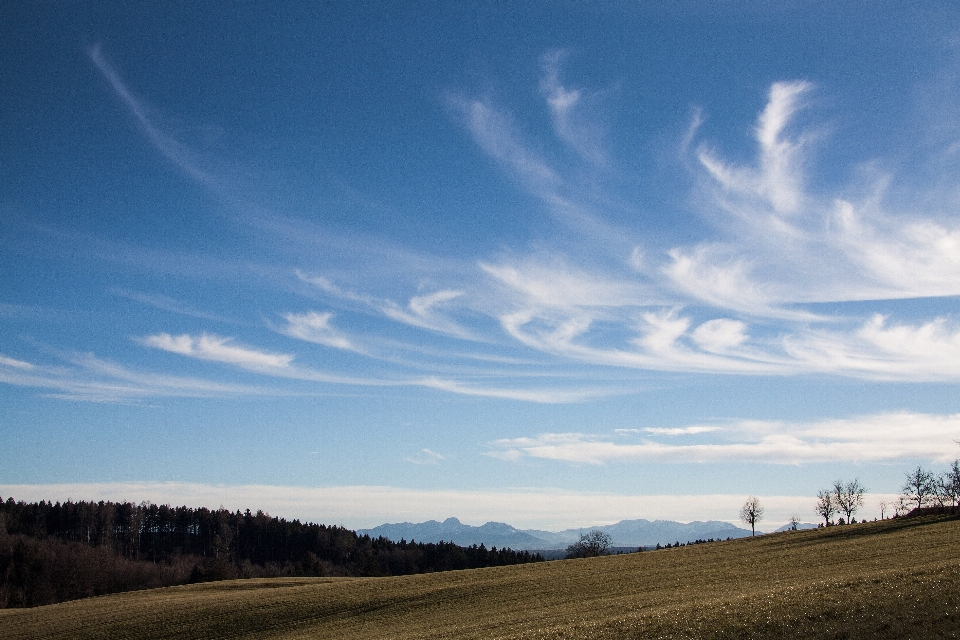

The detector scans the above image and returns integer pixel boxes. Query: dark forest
[0,497,543,608]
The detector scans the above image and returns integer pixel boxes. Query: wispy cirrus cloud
[451,70,960,383]
[141,331,395,387]
[89,44,215,187]
[662,245,820,320]
[0,354,34,370]
[615,426,722,437]
[784,314,960,381]
[496,307,787,376]
[416,376,608,404]
[296,272,475,340]
[488,412,960,465]
[674,80,960,310]
[141,331,600,403]
[698,80,813,219]
[449,89,629,247]
[539,49,607,166]
[403,448,446,465]
[77,45,960,395]
[0,350,278,403]
[113,289,239,325]
[481,255,652,310]
[143,333,294,370]
[451,95,562,199]
[278,311,355,351]
[381,289,474,339]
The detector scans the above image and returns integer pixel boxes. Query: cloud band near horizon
[0,482,899,532]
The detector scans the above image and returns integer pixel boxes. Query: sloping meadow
[1,515,958,639]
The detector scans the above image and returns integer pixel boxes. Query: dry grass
[2,515,958,639]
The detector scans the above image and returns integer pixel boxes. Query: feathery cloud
[0,481,835,530]
[403,449,446,465]
[0,350,277,403]
[89,45,215,186]
[539,50,607,165]
[143,333,294,370]
[488,412,960,465]
[279,312,355,351]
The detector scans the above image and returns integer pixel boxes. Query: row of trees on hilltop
[814,479,867,526]
[817,463,960,526]
[740,459,960,533]
[0,497,542,608]
[886,462,960,516]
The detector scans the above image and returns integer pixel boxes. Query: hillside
[1,515,958,639]
[0,498,543,608]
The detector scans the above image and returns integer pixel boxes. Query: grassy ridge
[1,515,958,639]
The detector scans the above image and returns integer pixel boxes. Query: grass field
[1,515,958,639]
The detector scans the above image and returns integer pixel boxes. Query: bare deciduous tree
[565,530,612,559]
[833,478,866,525]
[902,466,935,513]
[815,490,835,526]
[787,514,800,531]
[935,460,960,509]
[739,496,763,536]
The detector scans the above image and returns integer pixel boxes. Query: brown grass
[1,515,958,639]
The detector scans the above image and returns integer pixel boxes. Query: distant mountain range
[357,517,771,550]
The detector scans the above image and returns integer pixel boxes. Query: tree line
[815,462,960,526]
[738,458,960,533]
[0,496,543,608]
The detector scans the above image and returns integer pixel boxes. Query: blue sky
[3,2,960,530]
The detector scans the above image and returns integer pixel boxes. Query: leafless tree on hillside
[934,460,960,509]
[565,530,612,559]
[739,496,763,536]
[815,490,835,526]
[902,466,935,512]
[832,478,866,524]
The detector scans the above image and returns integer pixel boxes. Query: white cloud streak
[88,45,215,186]
[140,332,600,403]
[0,350,277,403]
[381,289,475,339]
[675,79,960,311]
[416,376,606,404]
[539,50,607,165]
[453,96,562,198]
[279,312,355,351]
[0,354,35,370]
[0,482,835,531]
[488,412,960,465]
[77,47,960,396]
[143,333,294,370]
[783,315,960,381]
[296,272,475,340]
[699,80,812,217]
[403,449,446,465]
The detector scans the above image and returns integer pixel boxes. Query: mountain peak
[357,516,754,550]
